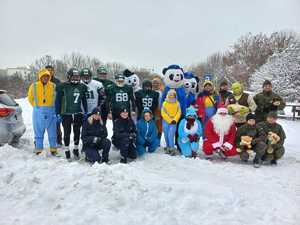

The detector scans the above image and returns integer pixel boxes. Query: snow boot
[270,159,277,166]
[164,147,170,154]
[253,158,262,168]
[73,149,80,160]
[50,148,59,156]
[35,149,43,155]
[169,148,177,156]
[65,150,72,162]
[191,151,197,158]
[240,151,250,162]
[216,148,227,159]
[120,157,127,164]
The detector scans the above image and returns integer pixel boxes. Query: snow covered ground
[0,99,299,225]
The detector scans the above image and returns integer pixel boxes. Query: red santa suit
[203,107,237,157]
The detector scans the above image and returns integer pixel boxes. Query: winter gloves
[188,134,199,142]
[93,137,102,146]
[171,120,177,125]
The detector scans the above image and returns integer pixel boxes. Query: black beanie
[246,113,256,121]
[267,111,278,119]
[220,80,228,86]
[263,80,272,87]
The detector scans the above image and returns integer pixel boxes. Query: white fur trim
[223,142,233,150]
[183,121,198,135]
[217,107,228,114]
[181,137,189,144]
[212,142,222,149]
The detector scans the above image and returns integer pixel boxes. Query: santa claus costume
[203,107,237,158]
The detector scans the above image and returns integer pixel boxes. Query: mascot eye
[169,74,174,80]
[179,74,183,80]
[134,78,137,82]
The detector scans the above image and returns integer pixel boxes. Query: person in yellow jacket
[161,89,181,153]
[28,69,58,155]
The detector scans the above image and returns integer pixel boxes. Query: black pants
[62,114,83,147]
[85,138,111,163]
[56,124,62,145]
[113,138,137,160]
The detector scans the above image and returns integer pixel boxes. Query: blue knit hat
[186,106,197,118]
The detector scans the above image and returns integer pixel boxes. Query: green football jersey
[107,84,136,112]
[94,78,115,91]
[56,82,88,114]
[135,89,159,117]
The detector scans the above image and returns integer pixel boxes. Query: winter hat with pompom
[246,113,256,121]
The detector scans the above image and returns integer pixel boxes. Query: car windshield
[0,93,18,106]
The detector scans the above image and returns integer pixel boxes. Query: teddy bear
[237,135,253,153]
[266,132,281,153]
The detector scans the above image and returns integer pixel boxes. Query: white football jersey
[82,80,104,113]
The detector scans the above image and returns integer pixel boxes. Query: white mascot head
[123,69,141,92]
[183,71,199,95]
[162,64,184,89]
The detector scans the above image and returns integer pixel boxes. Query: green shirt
[56,82,88,114]
[106,84,136,112]
[135,89,159,118]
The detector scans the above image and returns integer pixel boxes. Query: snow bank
[0,99,299,225]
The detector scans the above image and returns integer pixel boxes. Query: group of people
[27,64,286,167]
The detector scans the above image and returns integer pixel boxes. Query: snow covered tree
[250,39,300,101]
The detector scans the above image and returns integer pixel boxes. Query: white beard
[211,114,234,137]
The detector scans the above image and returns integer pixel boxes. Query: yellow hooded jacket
[161,90,181,124]
[28,69,56,107]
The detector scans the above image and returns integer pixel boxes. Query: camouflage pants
[239,141,267,161]
[263,145,285,161]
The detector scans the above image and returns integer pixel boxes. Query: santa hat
[217,107,228,114]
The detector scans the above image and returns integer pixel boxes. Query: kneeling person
[81,108,111,164]
[257,111,286,165]
[112,108,137,163]
[136,108,159,156]
[236,113,267,167]
[203,107,237,159]
[178,106,203,158]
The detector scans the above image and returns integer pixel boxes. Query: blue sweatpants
[33,106,57,149]
[178,140,199,157]
[136,139,159,156]
[162,120,177,148]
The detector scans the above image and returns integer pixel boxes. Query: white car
[0,90,26,146]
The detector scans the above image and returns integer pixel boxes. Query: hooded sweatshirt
[28,69,56,107]
[161,89,181,124]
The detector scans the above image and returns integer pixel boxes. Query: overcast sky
[0,0,299,72]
